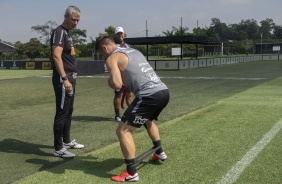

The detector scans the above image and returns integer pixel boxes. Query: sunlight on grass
[0,70,52,80]
[14,76,282,184]
[2,61,282,183]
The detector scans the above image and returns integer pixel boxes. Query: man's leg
[125,92,133,106]
[52,82,76,158]
[53,82,68,151]
[116,122,137,174]
[145,120,160,142]
[111,122,139,182]
[114,92,122,121]
[145,120,166,158]
[62,95,74,144]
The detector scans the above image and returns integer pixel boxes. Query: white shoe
[115,116,121,122]
[152,152,167,161]
[64,139,84,149]
[54,148,75,158]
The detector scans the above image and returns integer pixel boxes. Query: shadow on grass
[27,156,125,178]
[0,139,163,180]
[137,159,163,171]
[0,138,52,156]
[0,139,122,178]
[26,156,164,179]
[72,116,113,122]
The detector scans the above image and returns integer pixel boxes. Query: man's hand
[64,80,73,94]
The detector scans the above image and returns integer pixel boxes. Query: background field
[1,61,282,183]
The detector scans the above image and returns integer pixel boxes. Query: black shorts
[121,89,170,128]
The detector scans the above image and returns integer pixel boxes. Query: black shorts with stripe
[121,89,170,128]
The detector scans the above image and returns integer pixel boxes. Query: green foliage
[273,25,282,39]
[69,29,87,45]
[31,21,57,45]
[241,39,254,54]
[3,17,282,58]
[104,25,115,38]
[24,38,43,60]
[162,26,190,36]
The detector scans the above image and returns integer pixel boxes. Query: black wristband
[62,76,68,81]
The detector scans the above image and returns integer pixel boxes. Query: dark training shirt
[50,25,77,83]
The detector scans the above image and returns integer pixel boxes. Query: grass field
[1,61,282,183]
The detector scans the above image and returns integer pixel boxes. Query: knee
[116,125,134,138]
[116,127,126,138]
[116,127,122,137]
[145,120,153,129]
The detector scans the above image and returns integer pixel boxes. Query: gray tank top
[112,47,167,97]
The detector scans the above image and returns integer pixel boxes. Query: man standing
[114,26,130,48]
[50,5,84,158]
[113,26,132,122]
[95,36,170,182]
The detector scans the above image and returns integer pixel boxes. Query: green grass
[1,61,282,183]
[0,70,52,79]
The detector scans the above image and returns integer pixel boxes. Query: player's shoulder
[125,43,130,48]
[53,25,62,31]
[56,25,68,34]
[118,43,130,48]
[124,43,131,48]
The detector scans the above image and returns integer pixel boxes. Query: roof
[124,35,227,45]
[0,41,17,52]
[255,42,282,45]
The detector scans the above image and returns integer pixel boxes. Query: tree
[24,38,43,60]
[237,30,248,40]
[172,26,190,36]
[241,39,254,54]
[260,18,275,39]
[104,26,115,38]
[31,21,57,45]
[192,26,208,36]
[162,26,190,36]
[237,19,260,40]
[14,41,25,59]
[273,25,282,39]
[209,18,228,37]
[69,29,87,45]
[162,30,174,36]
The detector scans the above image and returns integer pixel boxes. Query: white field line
[217,118,282,184]
[160,76,266,80]
[43,75,265,81]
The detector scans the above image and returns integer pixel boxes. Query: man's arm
[106,54,123,90]
[52,45,72,93]
[52,46,66,77]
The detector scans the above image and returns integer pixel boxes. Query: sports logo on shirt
[146,73,159,82]
[141,66,153,72]
[133,115,148,125]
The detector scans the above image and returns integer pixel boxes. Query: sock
[125,159,137,175]
[153,140,164,155]
[114,109,120,117]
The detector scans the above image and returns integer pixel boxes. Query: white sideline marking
[217,118,282,184]
[58,76,265,81]
[160,76,266,80]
